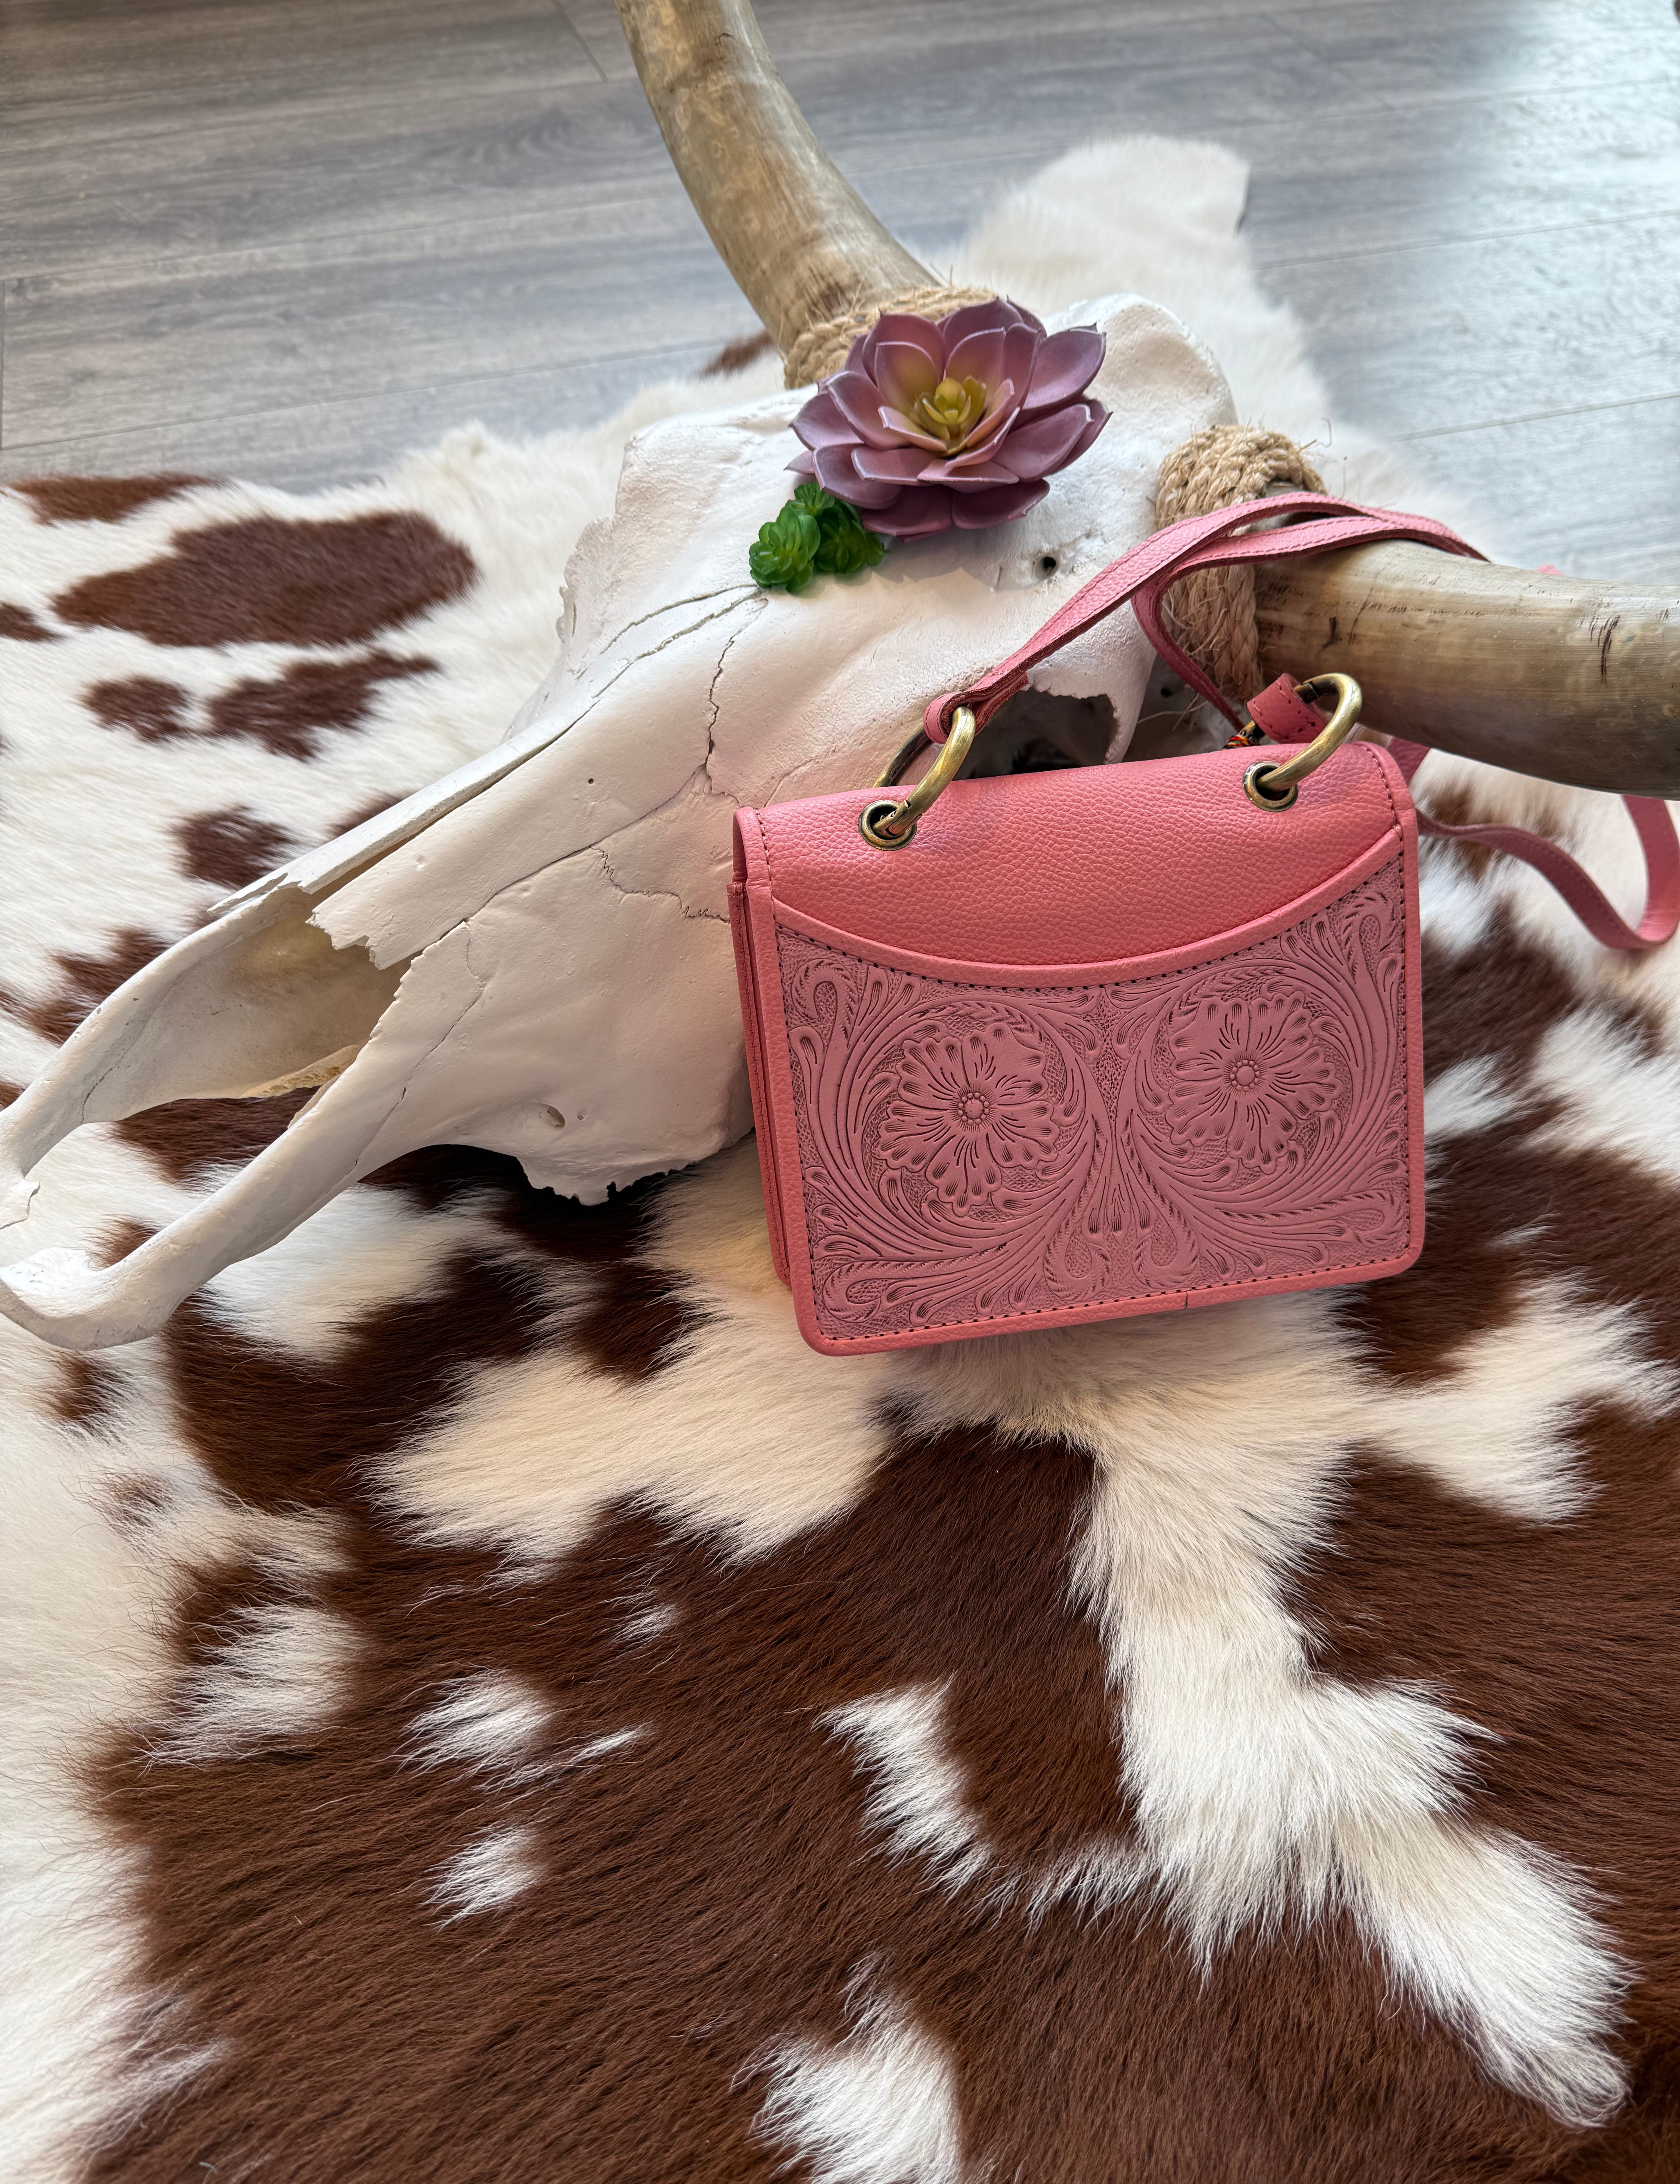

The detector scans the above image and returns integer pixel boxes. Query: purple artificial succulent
[788,299,1109,538]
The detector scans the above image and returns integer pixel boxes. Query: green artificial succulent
[749,484,887,593]
[748,501,822,593]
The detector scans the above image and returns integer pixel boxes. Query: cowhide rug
[3,140,1677,2184]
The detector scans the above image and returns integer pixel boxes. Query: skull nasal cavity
[52,513,476,648]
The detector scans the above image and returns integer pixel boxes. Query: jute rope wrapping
[782,284,999,389]
[1153,424,1325,705]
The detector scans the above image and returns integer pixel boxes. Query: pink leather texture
[729,489,1678,1353]
[739,744,1409,972]
[732,742,1423,1354]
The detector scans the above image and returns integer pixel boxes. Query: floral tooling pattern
[776,864,1412,1342]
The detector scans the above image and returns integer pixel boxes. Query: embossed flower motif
[881,1024,1059,1211]
[1166,989,1337,1166]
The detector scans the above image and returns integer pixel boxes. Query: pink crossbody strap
[928,494,1680,955]
[1243,680,1680,955]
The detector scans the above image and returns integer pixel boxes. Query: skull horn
[619,0,1680,795]
[1257,545,1680,798]
[613,0,935,362]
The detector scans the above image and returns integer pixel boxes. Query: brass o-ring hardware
[1240,673,1364,812]
[858,705,978,848]
[859,796,919,848]
[1243,761,1299,810]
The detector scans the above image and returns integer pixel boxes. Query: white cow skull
[0,296,1231,1348]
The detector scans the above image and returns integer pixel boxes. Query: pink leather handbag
[730,496,1680,1355]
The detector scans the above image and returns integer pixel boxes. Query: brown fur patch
[54,514,475,648]
[0,602,53,641]
[98,1219,155,1269]
[25,929,171,1043]
[175,807,300,890]
[1338,923,1678,1382]
[87,675,194,742]
[54,1352,122,1431]
[1422,915,1663,1091]
[703,330,775,376]
[92,1410,1597,2183]
[1289,1425,1680,2134]
[206,651,435,759]
[116,1091,309,1186]
[1560,2050,1680,2178]
[1350,1064,1680,1389]
[157,1251,564,1512]
[14,473,209,525]
[333,789,406,835]
[97,1475,177,1532]
[566,1256,705,1382]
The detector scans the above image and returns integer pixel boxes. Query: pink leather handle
[922,493,1484,742]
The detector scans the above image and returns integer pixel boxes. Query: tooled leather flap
[734,743,1411,984]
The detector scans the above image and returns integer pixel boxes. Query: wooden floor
[2,0,1677,573]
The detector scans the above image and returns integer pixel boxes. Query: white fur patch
[379,1148,905,1561]
[0,1329,320,2180]
[161,1593,362,1762]
[754,1991,969,2184]
[827,1682,1135,1920]
[201,1186,513,1356]
[1072,1418,1630,2128]
[1423,1055,1526,1144]
[430,1823,543,1920]
[1376,1277,1679,1521]
[825,1686,990,1895]
[409,1671,553,1777]
[1530,1006,1680,1184]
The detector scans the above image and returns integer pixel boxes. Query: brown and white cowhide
[3,139,1677,2184]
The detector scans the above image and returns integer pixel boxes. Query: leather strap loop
[1247,681,1680,955]
[932,493,1678,955]
[923,493,1482,743]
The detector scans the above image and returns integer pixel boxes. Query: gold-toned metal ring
[859,797,918,848]
[858,706,978,848]
[1241,672,1363,814]
[1243,761,1299,811]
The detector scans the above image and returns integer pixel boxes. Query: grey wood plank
[0,0,600,127]
[0,82,675,283]
[2,0,1678,533]
[1235,68,1680,263]
[557,0,1410,82]
[1264,211,1680,444]
[0,7,1415,460]
[0,340,737,495]
[0,10,1389,278]
[1389,393,1680,577]
[0,218,748,447]
[1272,0,1680,109]
[11,70,1678,294]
